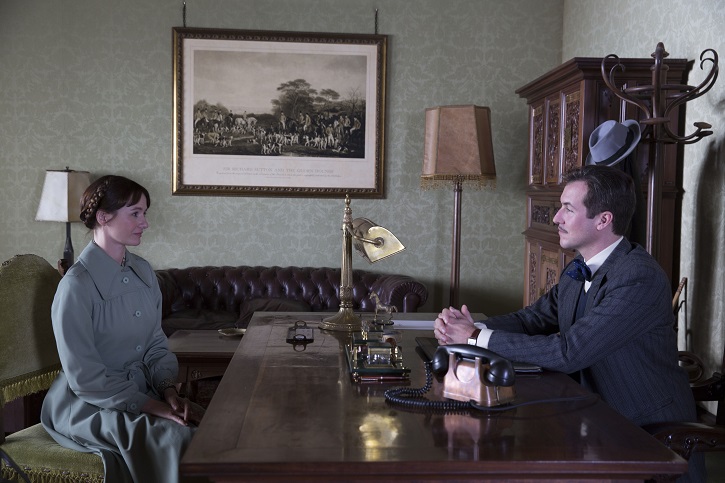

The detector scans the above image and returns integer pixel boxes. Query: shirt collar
[583,236,623,290]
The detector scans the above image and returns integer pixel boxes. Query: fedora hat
[585,119,641,166]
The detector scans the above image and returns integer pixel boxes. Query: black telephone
[431,344,516,407]
[432,344,515,386]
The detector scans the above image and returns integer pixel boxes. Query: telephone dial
[432,344,516,407]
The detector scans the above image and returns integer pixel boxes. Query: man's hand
[434,304,476,345]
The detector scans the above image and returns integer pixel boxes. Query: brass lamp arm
[346,225,384,247]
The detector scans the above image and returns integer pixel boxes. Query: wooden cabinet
[516,57,688,307]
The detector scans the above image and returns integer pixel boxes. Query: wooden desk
[181,313,686,482]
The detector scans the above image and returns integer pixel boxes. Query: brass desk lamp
[320,195,405,332]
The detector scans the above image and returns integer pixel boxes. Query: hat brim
[586,120,642,166]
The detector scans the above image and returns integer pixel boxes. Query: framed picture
[172,27,387,198]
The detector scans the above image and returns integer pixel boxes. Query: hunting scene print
[173,28,386,197]
[192,52,367,159]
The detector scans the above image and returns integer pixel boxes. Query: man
[435,165,700,478]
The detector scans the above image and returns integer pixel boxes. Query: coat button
[130,403,137,410]
[135,345,142,351]
[134,311,141,317]
[122,277,129,283]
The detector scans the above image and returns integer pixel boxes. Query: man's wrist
[467,328,482,345]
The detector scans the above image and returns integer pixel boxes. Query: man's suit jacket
[485,238,696,426]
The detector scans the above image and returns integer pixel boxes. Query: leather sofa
[155,265,428,335]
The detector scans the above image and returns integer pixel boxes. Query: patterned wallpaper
[0,0,563,316]
[563,0,725,416]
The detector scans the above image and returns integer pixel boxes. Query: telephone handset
[432,344,515,387]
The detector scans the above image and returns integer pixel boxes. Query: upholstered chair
[0,254,104,482]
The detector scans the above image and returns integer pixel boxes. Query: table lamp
[421,105,496,308]
[320,195,405,332]
[36,168,92,274]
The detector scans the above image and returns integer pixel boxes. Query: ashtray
[218,328,246,338]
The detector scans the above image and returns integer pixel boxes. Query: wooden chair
[0,254,104,482]
[643,277,725,460]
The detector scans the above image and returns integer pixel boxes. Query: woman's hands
[141,387,205,426]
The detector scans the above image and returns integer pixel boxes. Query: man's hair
[563,165,636,236]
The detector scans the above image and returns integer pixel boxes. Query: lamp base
[320,307,362,332]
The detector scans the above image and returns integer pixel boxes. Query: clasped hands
[142,387,205,426]
[434,304,476,345]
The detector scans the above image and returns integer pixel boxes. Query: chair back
[0,254,62,437]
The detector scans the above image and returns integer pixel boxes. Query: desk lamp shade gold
[36,168,92,271]
[320,195,405,332]
[421,105,495,308]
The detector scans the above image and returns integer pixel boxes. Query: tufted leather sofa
[155,265,428,335]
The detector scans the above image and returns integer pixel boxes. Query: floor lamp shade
[421,105,496,189]
[421,105,496,308]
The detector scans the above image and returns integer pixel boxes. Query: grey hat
[585,120,641,166]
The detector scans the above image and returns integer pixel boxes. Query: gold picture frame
[172,27,387,198]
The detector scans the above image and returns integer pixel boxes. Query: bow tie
[566,259,592,282]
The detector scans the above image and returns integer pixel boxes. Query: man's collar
[583,236,624,277]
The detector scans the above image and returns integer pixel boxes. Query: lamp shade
[421,105,496,189]
[36,169,92,222]
[351,217,405,264]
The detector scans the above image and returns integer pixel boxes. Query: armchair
[0,255,104,482]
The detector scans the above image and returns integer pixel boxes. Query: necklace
[92,239,126,267]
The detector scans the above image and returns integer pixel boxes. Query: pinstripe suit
[485,238,696,426]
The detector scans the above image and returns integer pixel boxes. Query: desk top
[181,312,686,482]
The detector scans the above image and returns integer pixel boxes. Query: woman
[41,175,202,483]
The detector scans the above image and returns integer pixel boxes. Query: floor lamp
[421,105,496,308]
[36,168,93,274]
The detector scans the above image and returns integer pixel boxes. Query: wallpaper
[563,0,725,414]
[0,0,563,316]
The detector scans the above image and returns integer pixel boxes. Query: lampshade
[421,105,496,189]
[36,169,92,222]
[352,217,405,264]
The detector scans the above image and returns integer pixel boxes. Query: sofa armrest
[370,274,428,313]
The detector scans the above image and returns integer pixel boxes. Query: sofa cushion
[161,308,239,336]
[237,297,312,328]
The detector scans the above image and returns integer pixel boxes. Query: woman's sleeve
[143,267,179,393]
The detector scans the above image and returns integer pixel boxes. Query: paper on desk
[389,319,435,330]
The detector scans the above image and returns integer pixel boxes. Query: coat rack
[600,42,718,265]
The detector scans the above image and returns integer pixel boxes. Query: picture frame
[172,27,388,198]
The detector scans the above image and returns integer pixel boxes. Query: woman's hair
[79,175,150,229]
[563,165,636,236]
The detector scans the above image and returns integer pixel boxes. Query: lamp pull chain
[374,8,378,35]
[182,1,187,28]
